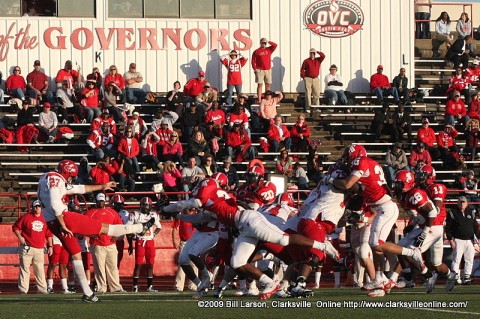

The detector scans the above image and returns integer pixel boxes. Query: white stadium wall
[0,0,415,94]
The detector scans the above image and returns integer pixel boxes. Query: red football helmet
[245,166,264,185]
[111,194,125,210]
[342,144,367,163]
[416,165,436,186]
[211,172,228,189]
[140,197,153,210]
[56,160,78,181]
[276,192,295,207]
[67,198,81,213]
[395,170,415,193]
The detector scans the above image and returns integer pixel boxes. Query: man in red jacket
[416,118,440,159]
[252,38,277,101]
[226,123,255,161]
[184,71,207,100]
[437,124,459,159]
[445,91,469,126]
[268,115,292,152]
[370,65,399,105]
[90,156,116,185]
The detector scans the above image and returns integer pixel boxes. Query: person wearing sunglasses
[6,65,27,101]
[124,62,146,104]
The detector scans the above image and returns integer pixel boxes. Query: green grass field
[1,285,479,319]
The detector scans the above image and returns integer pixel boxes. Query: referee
[445,196,480,285]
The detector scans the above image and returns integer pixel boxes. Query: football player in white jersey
[37,159,155,302]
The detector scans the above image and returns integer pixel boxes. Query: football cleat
[274,289,291,298]
[47,287,55,294]
[234,288,248,297]
[247,286,259,296]
[362,280,383,292]
[146,286,158,293]
[445,271,456,292]
[62,288,74,294]
[132,285,139,293]
[138,217,156,236]
[463,277,472,285]
[411,247,427,274]
[290,285,314,298]
[82,293,99,303]
[192,290,206,299]
[367,289,386,297]
[323,241,340,262]
[395,280,415,289]
[213,287,225,299]
[426,272,438,293]
[197,271,212,292]
[383,280,396,294]
[258,280,282,300]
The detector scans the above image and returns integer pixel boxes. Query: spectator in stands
[117,125,141,174]
[417,117,439,159]
[260,90,284,129]
[92,109,117,135]
[276,150,293,179]
[124,63,146,104]
[26,60,53,105]
[294,162,309,190]
[445,90,469,126]
[218,156,239,191]
[456,13,472,42]
[447,67,471,103]
[56,80,75,124]
[437,124,459,159]
[221,50,248,106]
[446,35,476,70]
[414,0,432,39]
[205,101,225,138]
[104,65,126,103]
[77,157,92,185]
[81,79,102,123]
[55,60,81,94]
[226,123,255,161]
[196,82,217,115]
[90,156,115,185]
[252,37,277,102]
[87,121,115,160]
[370,65,399,105]
[6,65,27,101]
[307,151,325,183]
[16,98,36,129]
[166,81,184,117]
[370,102,395,141]
[468,92,480,120]
[151,108,179,132]
[155,122,172,155]
[86,67,103,90]
[392,68,410,104]
[409,143,432,169]
[187,130,210,164]
[462,170,480,205]
[385,142,409,187]
[184,71,207,100]
[182,102,202,142]
[141,129,162,171]
[465,119,480,158]
[128,111,148,140]
[301,48,326,111]
[162,131,183,164]
[181,156,205,199]
[200,154,217,178]
[433,11,453,57]
[16,99,39,152]
[111,153,135,192]
[323,64,348,106]
[12,200,53,294]
[162,161,182,201]
[466,59,480,90]
[290,114,311,152]
[268,115,292,152]
[393,102,413,142]
[228,102,250,137]
[38,102,58,144]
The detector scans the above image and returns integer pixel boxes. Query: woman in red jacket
[290,114,311,152]
[162,131,183,164]
[117,125,141,174]
[6,65,26,100]
[467,93,480,120]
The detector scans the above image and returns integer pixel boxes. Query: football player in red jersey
[236,166,277,210]
[159,174,338,300]
[37,160,156,302]
[331,145,427,297]
[415,165,457,291]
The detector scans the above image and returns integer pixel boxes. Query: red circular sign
[304,0,364,38]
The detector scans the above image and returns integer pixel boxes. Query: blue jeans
[445,115,470,126]
[125,88,146,104]
[324,89,348,105]
[83,107,102,123]
[27,89,55,104]
[125,157,140,173]
[10,88,25,100]
[227,84,242,105]
[373,87,399,104]
[270,138,292,152]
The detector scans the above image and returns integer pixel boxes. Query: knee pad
[359,243,372,260]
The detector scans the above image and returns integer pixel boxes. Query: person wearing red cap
[184,71,207,99]
[220,50,248,105]
[252,37,277,101]
[27,60,54,104]
[370,65,399,105]
[38,102,58,143]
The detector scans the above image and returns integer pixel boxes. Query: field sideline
[0,285,478,319]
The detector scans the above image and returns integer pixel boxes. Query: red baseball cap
[377,65,383,70]
[198,71,205,77]
[43,102,51,108]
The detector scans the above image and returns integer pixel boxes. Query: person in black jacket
[392,68,410,104]
[182,102,203,142]
[445,35,477,70]
[445,196,480,285]
[393,103,413,142]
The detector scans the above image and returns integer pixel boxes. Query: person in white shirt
[324,64,348,105]
[124,62,146,104]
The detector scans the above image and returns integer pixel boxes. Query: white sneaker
[426,273,438,293]
[362,280,383,291]
[246,286,259,296]
[274,289,290,298]
[323,241,340,262]
[395,280,415,289]
[383,280,396,294]
[446,271,456,292]
[234,288,248,296]
[367,289,386,297]
[62,288,74,294]
[258,280,281,300]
